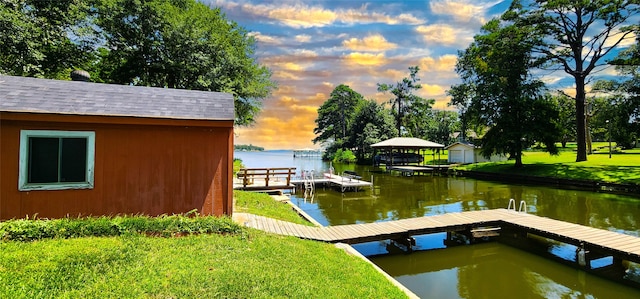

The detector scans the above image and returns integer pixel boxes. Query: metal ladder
[507,198,527,213]
[303,170,315,198]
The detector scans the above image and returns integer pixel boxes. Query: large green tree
[347,100,397,161]
[313,84,365,157]
[545,92,576,148]
[0,0,274,126]
[92,0,274,125]
[0,0,94,78]
[505,0,639,162]
[451,18,560,167]
[377,66,432,136]
[421,110,459,146]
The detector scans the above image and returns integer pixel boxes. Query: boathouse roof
[371,137,444,149]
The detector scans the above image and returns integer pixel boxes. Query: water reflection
[372,243,640,298]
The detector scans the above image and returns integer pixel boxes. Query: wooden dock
[387,165,452,176]
[234,167,296,191]
[291,173,373,192]
[235,208,640,286]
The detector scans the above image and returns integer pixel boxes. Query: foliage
[0,232,407,298]
[377,66,433,136]
[593,37,640,149]
[91,0,274,125]
[234,191,313,226]
[546,92,576,148]
[0,213,242,242]
[0,0,94,78]
[313,84,366,157]
[332,149,357,164]
[0,0,275,126]
[420,110,460,145]
[347,100,397,161]
[233,158,244,174]
[451,18,560,167]
[234,144,264,151]
[505,0,640,162]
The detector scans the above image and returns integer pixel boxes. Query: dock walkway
[234,209,640,264]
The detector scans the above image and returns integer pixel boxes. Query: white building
[445,142,507,164]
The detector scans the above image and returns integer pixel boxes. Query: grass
[234,190,315,226]
[0,190,407,298]
[0,232,407,298]
[457,144,640,185]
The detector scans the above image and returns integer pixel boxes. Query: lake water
[235,150,640,298]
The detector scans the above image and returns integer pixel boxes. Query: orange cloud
[246,4,337,28]
[273,70,301,81]
[233,2,424,28]
[343,34,398,52]
[343,52,388,66]
[419,55,458,73]
[235,113,320,150]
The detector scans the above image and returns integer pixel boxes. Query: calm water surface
[235,150,640,298]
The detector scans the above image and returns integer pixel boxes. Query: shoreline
[454,169,640,197]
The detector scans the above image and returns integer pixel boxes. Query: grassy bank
[0,232,405,298]
[456,147,640,185]
[234,190,314,226]
[0,191,407,298]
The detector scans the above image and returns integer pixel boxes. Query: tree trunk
[575,76,588,162]
[514,151,523,168]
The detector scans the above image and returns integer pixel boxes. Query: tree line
[314,1,639,166]
[0,0,275,126]
[313,67,460,163]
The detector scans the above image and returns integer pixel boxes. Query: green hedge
[0,212,242,242]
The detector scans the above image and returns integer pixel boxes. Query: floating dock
[387,164,452,176]
[236,208,640,288]
[291,173,373,192]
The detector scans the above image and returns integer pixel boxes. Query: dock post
[265,169,270,187]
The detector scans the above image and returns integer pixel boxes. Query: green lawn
[0,232,406,298]
[0,191,408,298]
[234,191,314,226]
[457,146,640,185]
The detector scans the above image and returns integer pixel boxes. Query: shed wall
[0,115,233,219]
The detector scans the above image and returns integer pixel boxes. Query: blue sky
[205,0,637,150]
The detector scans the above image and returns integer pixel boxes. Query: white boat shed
[445,142,507,164]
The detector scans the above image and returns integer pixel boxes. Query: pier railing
[237,168,296,187]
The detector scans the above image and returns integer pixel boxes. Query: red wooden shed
[0,75,234,219]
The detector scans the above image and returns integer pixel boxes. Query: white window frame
[19,130,95,191]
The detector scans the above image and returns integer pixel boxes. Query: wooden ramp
[234,209,640,264]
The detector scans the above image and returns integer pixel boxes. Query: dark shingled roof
[0,75,234,121]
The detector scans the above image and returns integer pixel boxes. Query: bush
[332,149,357,163]
[0,213,243,242]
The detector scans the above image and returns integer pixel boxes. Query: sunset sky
[207,0,636,150]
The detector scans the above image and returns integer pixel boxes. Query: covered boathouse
[0,75,235,220]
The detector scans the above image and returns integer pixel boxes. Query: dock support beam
[391,236,416,252]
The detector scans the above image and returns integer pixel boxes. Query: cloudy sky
[206,0,635,150]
